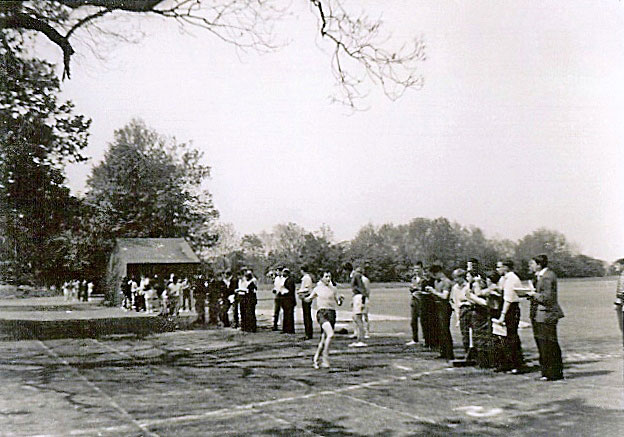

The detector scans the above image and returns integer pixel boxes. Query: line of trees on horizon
[202,220,610,283]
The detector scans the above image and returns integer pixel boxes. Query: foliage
[80,119,219,282]
[0,41,90,285]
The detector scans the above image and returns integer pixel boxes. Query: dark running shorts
[316,308,336,328]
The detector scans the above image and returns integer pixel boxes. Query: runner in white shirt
[304,271,344,369]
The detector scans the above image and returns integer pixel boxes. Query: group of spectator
[407,254,565,381]
[116,252,569,379]
[62,279,93,302]
[119,268,259,332]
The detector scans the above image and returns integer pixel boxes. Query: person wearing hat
[280,268,297,334]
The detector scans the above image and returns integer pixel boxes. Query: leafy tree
[82,119,219,281]
[0,40,90,284]
[0,1,425,108]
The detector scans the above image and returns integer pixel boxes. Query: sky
[40,0,624,261]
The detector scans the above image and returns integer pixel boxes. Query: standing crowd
[116,253,565,379]
[407,254,564,381]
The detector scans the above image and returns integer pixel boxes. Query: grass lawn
[0,278,621,436]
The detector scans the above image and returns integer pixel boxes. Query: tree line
[204,221,608,283]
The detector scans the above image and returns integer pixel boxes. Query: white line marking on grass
[336,393,438,425]
[36,367,452,436]
[36,340,160,437]
[90,338,221,396]
[454,406,503,418]
[394,364,412,371]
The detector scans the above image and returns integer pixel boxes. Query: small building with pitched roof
[105,238,201,305]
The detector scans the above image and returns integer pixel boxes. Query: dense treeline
[204,220,608,282]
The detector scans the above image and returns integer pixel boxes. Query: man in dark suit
[281,268,297,334]
[527,254,564,381]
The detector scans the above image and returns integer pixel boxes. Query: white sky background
[42,0,623,261]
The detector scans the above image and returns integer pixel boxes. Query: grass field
[0,278,622,436]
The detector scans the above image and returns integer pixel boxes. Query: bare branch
[0,12,75,78]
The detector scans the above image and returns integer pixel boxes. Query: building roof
[114,238,200,265]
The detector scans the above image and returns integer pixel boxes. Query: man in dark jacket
[527,254,564,381]
[281,268,297,334]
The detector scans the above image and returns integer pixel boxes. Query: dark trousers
[240,294,257,332]
[533,321,563,379]
[436,302,454,359]
[421,296,439,349]
[281,298,295,333]
[207,297,219,325]
[182,289,191,310]
[219,300,231,327]
[273,294,283,330]
[410,297,421,342]
[301,299,313,339]
[194,294,206,324]
[459,306,472,353]
[499,303,523,370]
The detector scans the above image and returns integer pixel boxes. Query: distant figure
[527,254,564,381]
[451,268,472,357]
[87,281,94,301]
[181,277,192,312]
[494,259,524,373]
[427,263,454,361]
[272,266,285,331]
[167,275,181,317]
[240,270,258,332]
[407,262,425,346]
[346,262,367,348]
[298,265,314,340]
[217,271,232,327]
[281,268,297,334]
[206,271,221,326]
[193,272,207,325]
[613,258,624,346]
[359,266,371,339]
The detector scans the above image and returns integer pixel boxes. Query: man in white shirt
[451,269,472,356]
[298,265,315,340]
[272,267,285,331]
[495,259,524,373]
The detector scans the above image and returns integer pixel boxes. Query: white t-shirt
[309,282,339,310]
[502,271,521,303]
[452,282,471,307]
[274,275,287,294]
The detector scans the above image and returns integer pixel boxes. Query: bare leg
[314,332,325,369]
[321,321,334,367]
